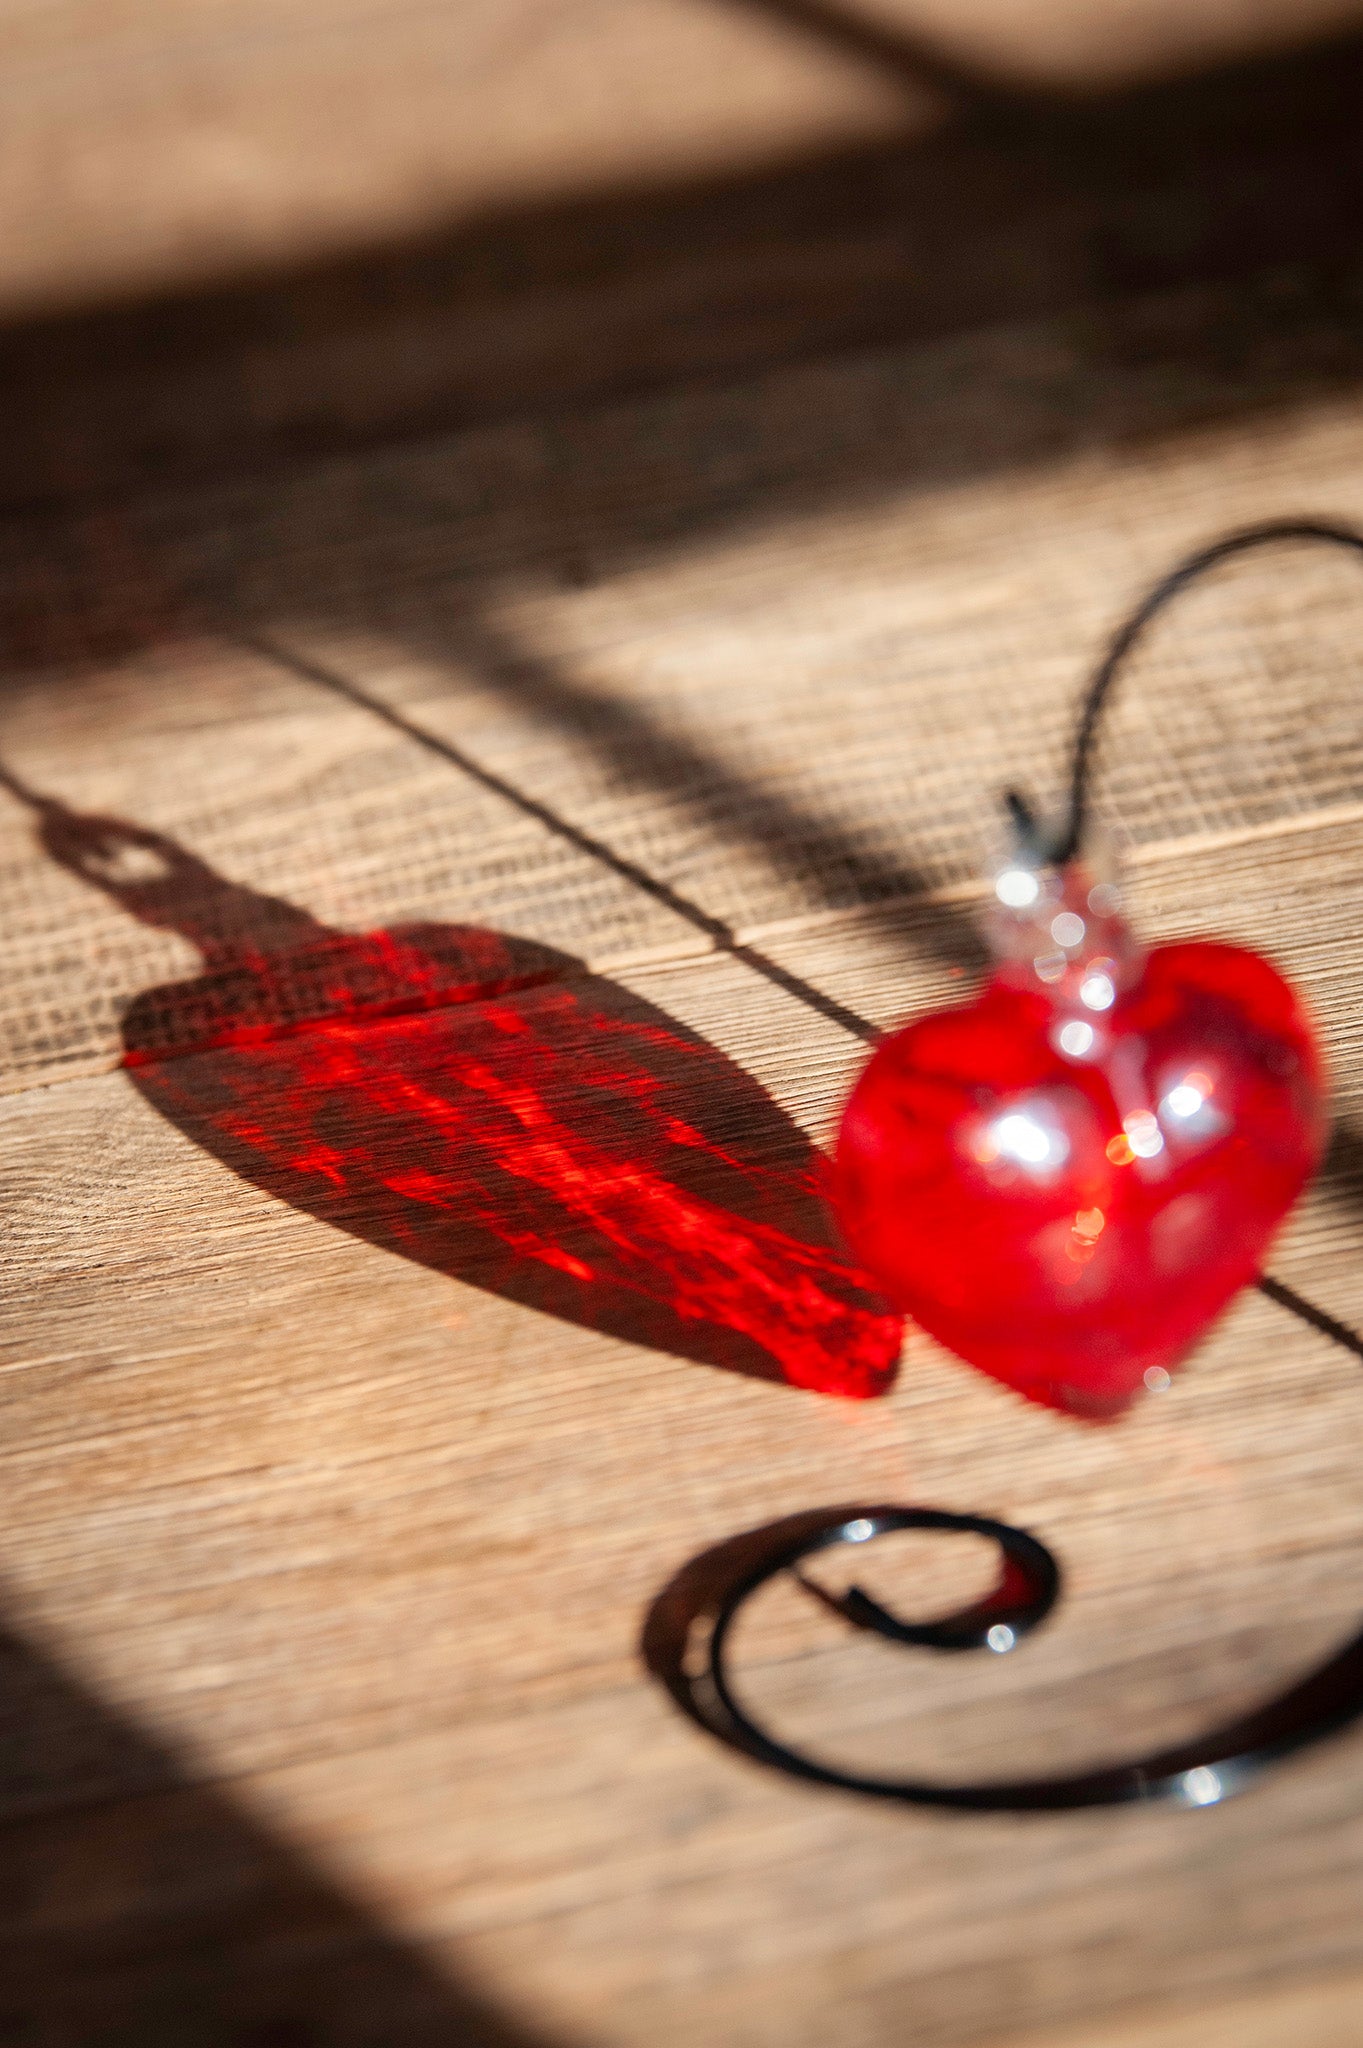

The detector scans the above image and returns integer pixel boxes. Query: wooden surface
[5,10,1363,514]
[2,0,1362,323]
[988,1970,1363,2048]
[6,9,1363,2048]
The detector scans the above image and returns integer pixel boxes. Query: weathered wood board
[6,291,1363,2042]
[5,9,1363,2043]
[2,0,1359,323]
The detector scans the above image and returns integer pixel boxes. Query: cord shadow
[24,783,901,1400]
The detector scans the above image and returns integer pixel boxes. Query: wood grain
[3,0,1361,325]
[5,11,1363,2045]
[5,5,1363,508]
[6,407,1363,2043]
[0,0,919,320]
[983,1969,1363,2048]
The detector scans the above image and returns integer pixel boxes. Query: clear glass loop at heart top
[987,838,1140,1026]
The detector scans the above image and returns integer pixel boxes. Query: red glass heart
[834,867,1325,1418]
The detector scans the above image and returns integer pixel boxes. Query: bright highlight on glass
[985,1624,1016,1653]
[1079,971,1116,1011]
[1050,911,1085,948]
[1057,1019,1094,1057]
[1180,1765,1225,1807]
[1124,1110,1164,1159]
[995,867,1040,908]
[991,1112,1065,1168]
[1166,1082,1205,1119]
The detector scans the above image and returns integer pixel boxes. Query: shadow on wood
[20,783,901,1398]
[0,1619,565,2047]
[0,25,1360,1009]
[0,19,1361,508]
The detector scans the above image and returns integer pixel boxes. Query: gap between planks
[4,789,1362,1103]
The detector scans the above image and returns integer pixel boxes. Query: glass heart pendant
[833,840,1325,1417]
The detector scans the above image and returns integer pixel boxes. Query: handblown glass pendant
[834,839,1324,1417]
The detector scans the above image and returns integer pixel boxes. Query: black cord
[1012,518,1363,864]
[1019,518,1363,1360]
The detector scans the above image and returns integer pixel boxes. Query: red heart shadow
[36,799,901,1397]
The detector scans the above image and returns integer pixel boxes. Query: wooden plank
[3,63,1363,2035]
[2,811,1363,2044]
[3,0,1360,329]
[0,0,921,321]
[0,0,925,319]
[983,1969,1363,2048]
[7,310,1363,1091]
[4,13,1363,506]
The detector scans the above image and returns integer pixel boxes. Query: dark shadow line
[239,630,881,1044]
[716,0,1007,105]
[1258,1273,1363,1363]
[387,609,986,973]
